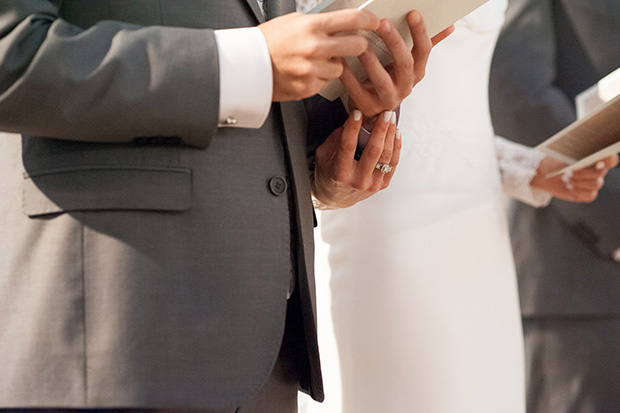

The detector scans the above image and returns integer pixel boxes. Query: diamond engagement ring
[375,162,393,174]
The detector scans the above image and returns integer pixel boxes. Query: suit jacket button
[269,176,288,196]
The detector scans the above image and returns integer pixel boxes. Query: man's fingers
[339,59,373,105]
[315,35,369,59]
[358,50,396,101]
[375,19,414,87]
[431,25,455,46]
[320,9,380,34]
[314,58,346,80]
[407,10,432,82]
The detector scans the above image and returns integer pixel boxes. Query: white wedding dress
[300,1,550,412]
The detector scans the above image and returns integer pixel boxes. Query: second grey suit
[490,0,620,411]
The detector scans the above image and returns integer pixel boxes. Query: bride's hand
[312,109,400,209]
[530,155,619,202]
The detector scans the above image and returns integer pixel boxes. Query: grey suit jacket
[489,0,620,317]
[0,0,340,408]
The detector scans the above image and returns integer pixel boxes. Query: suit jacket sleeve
[0,0,219,148]
[489,0,575,145]
[490,0,620,258]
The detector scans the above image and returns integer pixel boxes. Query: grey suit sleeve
[0,0,219,148]
[490,0,620,258]
[489,0,575,146]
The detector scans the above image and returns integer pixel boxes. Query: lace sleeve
[495,136,552,207]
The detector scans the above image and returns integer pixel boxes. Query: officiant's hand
[531,155,619,202]
[343,10,454,126]
[312,109,400,209]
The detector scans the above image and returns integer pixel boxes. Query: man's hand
[343,11,454,122]
[259,10,380,102]
[531,155,619,202]
[312,108,400,209]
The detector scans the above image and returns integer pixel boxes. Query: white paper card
[307,0,490,100]
[538,67,620,176]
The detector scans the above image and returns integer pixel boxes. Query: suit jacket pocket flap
[23,166,192,217]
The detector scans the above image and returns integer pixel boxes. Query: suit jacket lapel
[266,0,297,19]
[244,0,266,23]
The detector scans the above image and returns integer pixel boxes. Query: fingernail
[396,130,402,140]
[410,10,421,24]
[383,111,393,122]
[380,20,391,34]
[596,161,606,170]
[353,110,362,121]
[598,177,604,185]
[561,171,573,184]
[390,111,397,124]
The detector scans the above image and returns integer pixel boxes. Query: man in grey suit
[490,0,620,411]
[0,0,450,412]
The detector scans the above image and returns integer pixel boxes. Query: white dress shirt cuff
[214,27,273,128]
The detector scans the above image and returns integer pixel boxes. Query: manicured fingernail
[561,171,573,183]
[383,111,393,122]
[353,110,362,121]
[390,111,397,124]
[596,161,606,170]
[396,130,402,140]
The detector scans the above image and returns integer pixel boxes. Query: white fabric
[212,0,327,129]
[495,136,552,207]
[214,28,272,128]
[301,1,529,412]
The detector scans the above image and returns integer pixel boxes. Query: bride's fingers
[570,189,599,203]
[571,156,618,179]
[332,110,363,180]
[565,177,605,192]
[561,168,606,190]
[382,129,402,187]
[571,166,609,180]
[358,110,394,179]
[554,186,596,203]
[376,111,397,167]
[556,177,600,202]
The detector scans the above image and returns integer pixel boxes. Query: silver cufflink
[222,116,238,126]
